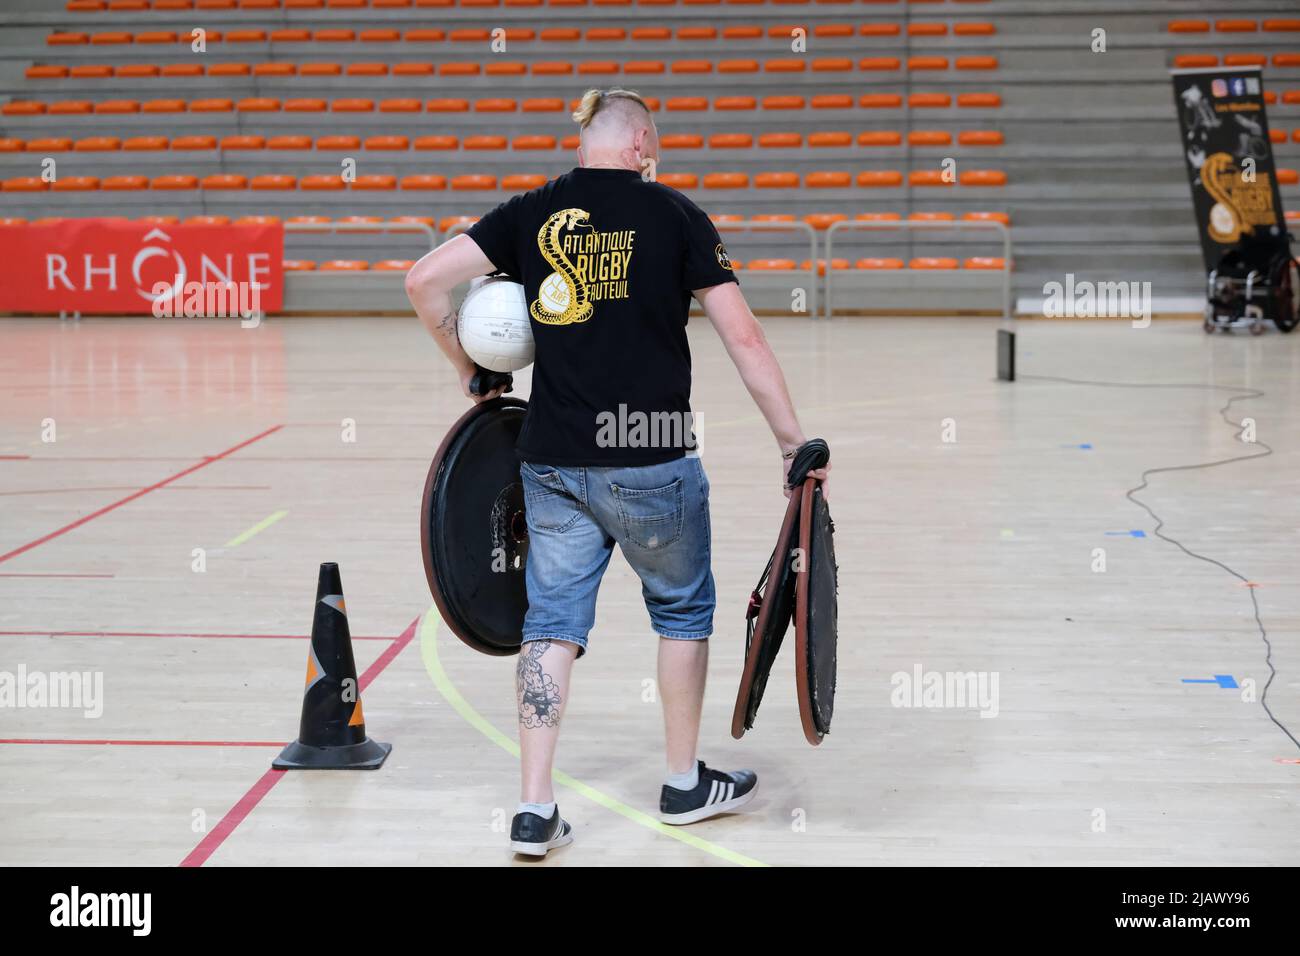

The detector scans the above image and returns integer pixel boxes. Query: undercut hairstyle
[571,88,652,134]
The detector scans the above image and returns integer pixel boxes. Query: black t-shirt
[466,167,738,467]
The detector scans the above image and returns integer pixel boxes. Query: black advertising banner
[1172,67,1288,272]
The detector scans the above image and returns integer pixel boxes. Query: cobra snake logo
[531,208,595,326]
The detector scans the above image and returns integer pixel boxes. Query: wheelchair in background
[1204,230,1300,334]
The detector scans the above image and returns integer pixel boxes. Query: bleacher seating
[0,0,1297,312]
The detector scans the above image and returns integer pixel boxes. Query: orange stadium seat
[909,131,953,146]
[373,260,417,271]
[27,137,72,152]
[76,136,123,151]
[268,135,311,149]
[857,171,904,187]
[401,174,448,189]
[503,174,548,190]
[124,136,168,150]
[451,174,498,189]
[756,172,801,188]
[659,173,698,189]
[857,258,905,270]
[3,177,49,192]
[301,174,346,189]
[712,133,754,148]
[806,171,852,187]
[353,175,398,190]
[415,135,458,149]
[910,93,952,108]
[366,135,410,150]
[961,170,1008,186]
[202,174,247,189]
[102,175,149,189]
[282,261,317,271]
[152,174,199,189]
[52,176,100,192]
[909,257,959,269]
[316,135,361,149]
[251,174,296,189]
[809,132,852,147]
[1168,20,1210,33]
[857,131,902,146]
[704,172,748,188]
[804,213,848,230]
[172,135,217,149]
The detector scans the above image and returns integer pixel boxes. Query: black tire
[1271,255,1300,333]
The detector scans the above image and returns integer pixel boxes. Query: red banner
[0,219,284,315]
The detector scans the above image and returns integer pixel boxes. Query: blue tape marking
[1104,530,1147,538]
[1182,675,1239,688]
[1060,443,1094,449]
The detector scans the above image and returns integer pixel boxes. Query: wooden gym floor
[0,315,1297,866]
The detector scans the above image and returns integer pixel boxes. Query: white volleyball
[457,276,535,373]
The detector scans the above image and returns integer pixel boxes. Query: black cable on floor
[1020,374,1298,753]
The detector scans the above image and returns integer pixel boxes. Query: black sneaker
[509,807,573,857]
[659,761,758,825]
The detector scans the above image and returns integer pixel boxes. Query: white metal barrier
[824,219,1013,320]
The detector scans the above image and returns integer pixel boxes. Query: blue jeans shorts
[518,455,715,657]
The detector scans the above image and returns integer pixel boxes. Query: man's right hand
[460,367,508,404]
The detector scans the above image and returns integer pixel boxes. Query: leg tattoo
[517,641,563,729]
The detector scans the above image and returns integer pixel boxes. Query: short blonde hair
[571,88,651,130]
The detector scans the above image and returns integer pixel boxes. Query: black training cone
[273,563,391,770]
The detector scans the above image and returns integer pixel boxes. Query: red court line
[0,485,272,497]
[0,425,282,567]
[0,455,31,460]
[0,573,115,579]
[0,629,393,641]
[179,616,419,868]
[1,738,282,747]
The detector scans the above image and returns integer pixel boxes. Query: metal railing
[714,218,820,317]
[283,219,437,254]
[824,218,1013,321]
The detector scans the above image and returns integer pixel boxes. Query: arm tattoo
[517,641,563,729]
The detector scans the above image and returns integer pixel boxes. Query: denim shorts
[518,455,715,656]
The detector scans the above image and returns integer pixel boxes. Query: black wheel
[1271,255,1300,333]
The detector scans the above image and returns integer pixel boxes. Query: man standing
[405,88,827,857]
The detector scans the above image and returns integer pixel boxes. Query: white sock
[517,801,556,819]
[666,764,700,791]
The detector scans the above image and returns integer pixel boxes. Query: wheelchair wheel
[1271,254,1300,333]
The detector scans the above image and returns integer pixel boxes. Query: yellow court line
[224,509,289,549]
[417,607,769,868]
